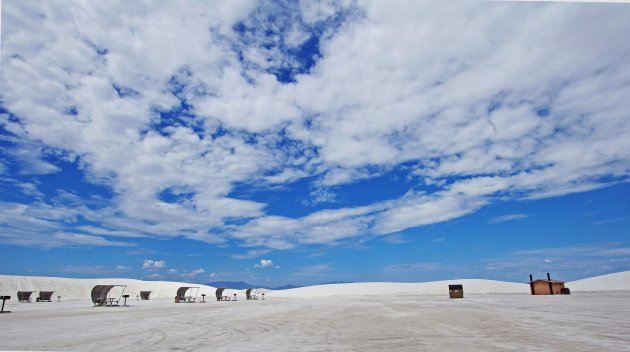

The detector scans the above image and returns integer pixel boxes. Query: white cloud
[488,213,529,224]
[482,243,630,281]
[116,265,131,270]
[209,272,218,278]
[61,265,108,275]
[231,249,271,259]
[293,263,332,276]
[78,225,146,238]
[52,232,133,247]
[382,234,408,244]
[191,268,205,275]
[383,263,443,275]
[142,259,166,270]
[1,1,629,252]
[178,268,206,278]
[16,182,44,198]
[254,259,275,268]
[0,134,61,175]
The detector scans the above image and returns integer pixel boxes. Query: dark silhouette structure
[0,296,10,313]
[17,291,34,302]
[448,284,464,299]
[37,291,54,302]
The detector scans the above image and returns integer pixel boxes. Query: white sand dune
[1,270,628,302]
[269,270,630,297]
[0,275,218,301]
[568,270,630,292]
[269,279,529,297]
[1,272,630,351]
[1,276,531,302]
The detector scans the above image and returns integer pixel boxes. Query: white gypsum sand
[269,279,529,298]
[0,272,629,351]
[0,275,218,301]
[567,270,630,292]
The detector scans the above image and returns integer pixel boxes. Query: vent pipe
[547,273,554,295]
[529,274,534,295]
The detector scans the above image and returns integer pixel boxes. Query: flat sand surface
[1,292,629,351]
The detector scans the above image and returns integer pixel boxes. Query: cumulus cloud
[254,259,275,268]
[142,259,166,270]
[209,272,218,278]
[1,1,629,252]
[178,268,206,278]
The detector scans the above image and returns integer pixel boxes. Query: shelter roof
[529,279,565,284]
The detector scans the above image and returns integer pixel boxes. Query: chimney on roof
[547,273,554,295]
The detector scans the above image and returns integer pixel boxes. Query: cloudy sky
[1,0,629,286]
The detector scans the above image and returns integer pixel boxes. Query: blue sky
[1,0,629,286]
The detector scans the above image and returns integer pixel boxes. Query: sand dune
[269,279,529,297]
[1,270,628,302]
[1,272,629,350]
[568,270,630,291]
[1,289,629,351]
[0,275,218,301]
[0,276,531,301]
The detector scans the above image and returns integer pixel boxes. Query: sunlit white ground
[1,292,629,351]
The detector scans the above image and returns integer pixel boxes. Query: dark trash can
[449,284,464,299]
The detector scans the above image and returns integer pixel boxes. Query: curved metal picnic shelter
[37,291,54,302]
[91,285,126,306]
[176,286,199,302]
[246,288,261,300]
[177,287,189,300]
[17,291,34,302]
[215,287,236,301]
[216,287,226,301]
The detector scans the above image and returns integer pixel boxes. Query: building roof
[529,279,565,284]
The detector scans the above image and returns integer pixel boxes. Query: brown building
[529,273,569,295]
